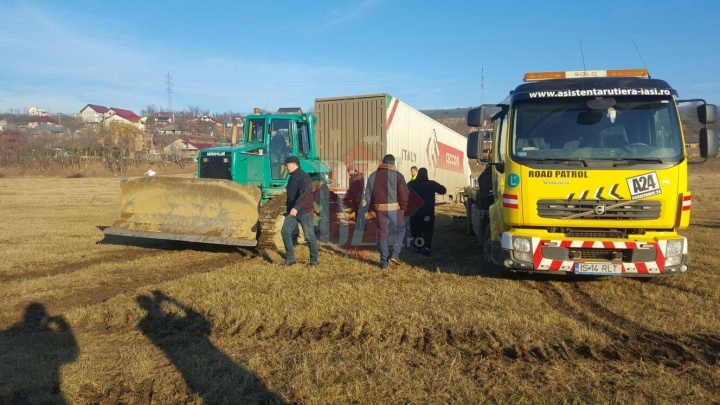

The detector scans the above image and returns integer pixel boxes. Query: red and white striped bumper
[501,234,688,275]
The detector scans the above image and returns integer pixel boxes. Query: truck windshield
[511,97,683,165]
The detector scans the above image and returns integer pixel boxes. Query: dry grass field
[1,160,719,404]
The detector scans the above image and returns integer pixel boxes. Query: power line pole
[480,65,485,107]
[166,72,174,123]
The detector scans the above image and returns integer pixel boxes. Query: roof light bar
[523,69,649,82]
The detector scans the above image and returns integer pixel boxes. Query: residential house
[105,107,144,130]
[277,107,303,114]
[0,131,25,153]
[194,115,223,125]
[28,107,50,116]
[80,104,110,124]
[159,124,188,135]
[155,112,173,127]
[163,139,211,160]
[28,116,57,128]
[31,125,65,134]
[225,117,245,129]
[0,119,7,131]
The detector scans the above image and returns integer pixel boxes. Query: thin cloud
[0,1,477,114]
[0,3,392,113]
[314,0,380,30]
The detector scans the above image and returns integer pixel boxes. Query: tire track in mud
[524,280,719,367]
[1,249,259,328]
[652,281,713,300]
[1,249,167,283]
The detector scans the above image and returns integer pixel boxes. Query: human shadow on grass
[137,291,285,405]
[0,303,78,405]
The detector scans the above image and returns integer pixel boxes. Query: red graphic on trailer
[426,130,464,175]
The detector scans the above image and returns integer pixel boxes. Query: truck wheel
[466,200,476,236]
[482,223,505,278]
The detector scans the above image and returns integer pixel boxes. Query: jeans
[281,212,319,264]
[376,210,405,264]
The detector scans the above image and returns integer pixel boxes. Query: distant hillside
[420,107,476,135]
[420,107,476,120]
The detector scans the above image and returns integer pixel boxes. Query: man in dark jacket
[407,167,446,256]
[365,154,409,269]
[280,156,319,266]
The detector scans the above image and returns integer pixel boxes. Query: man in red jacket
[365,154,409,269]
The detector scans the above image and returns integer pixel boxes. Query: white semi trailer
[314,93,471,199]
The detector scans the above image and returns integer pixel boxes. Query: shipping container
[314,93,471,201]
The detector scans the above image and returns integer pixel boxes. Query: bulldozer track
[256,192,288,251]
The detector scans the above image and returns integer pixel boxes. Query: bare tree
[141,104,160,117]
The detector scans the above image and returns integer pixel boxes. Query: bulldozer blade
[103,177,262,247]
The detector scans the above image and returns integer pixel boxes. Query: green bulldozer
[103,109,331,249]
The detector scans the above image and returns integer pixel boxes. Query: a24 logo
[627,172,661,199]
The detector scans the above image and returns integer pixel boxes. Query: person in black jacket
[407,167,446,256]
[280,156,319,266]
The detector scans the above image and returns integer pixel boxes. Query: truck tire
[466,199,476,236]
[482,223,505,278]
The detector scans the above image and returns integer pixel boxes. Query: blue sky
[1,0,718,115]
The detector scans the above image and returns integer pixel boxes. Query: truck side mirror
[467,108,482,127]
[698,104,718,124]
[467,131,480,159]
[699,128,719,158]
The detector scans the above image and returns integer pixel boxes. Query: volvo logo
[594,204,607,215]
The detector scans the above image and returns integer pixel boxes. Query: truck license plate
[575,262,622,275]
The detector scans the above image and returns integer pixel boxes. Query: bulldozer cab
[241,112,325,187]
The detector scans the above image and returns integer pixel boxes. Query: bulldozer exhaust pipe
[231,117,238,147]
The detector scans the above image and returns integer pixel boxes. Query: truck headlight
[665,240,683,267]
[513,237,532,253]
[513,251,533,263]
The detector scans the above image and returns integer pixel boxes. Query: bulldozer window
[296,122,310,157]
[270,119,293,152]
[248,119,265,143]
[270,119,293,180]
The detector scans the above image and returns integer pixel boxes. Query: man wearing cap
[365,154,409,269]
[281,156,319,266]
[343,165,364,218]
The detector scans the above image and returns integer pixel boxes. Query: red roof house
[108,107,141,123]
[80,104,110,124]
[28,116,57,128]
